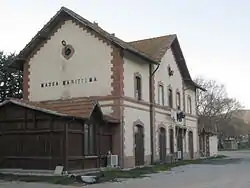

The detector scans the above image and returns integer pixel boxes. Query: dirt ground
[0,151,249,188]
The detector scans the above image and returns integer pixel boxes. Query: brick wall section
[110,46,124,166]
[110,47,124,118]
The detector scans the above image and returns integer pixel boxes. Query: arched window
[168,87,173,108]
[176,90,181,109]
[187,96,192,114]
[158,83,164,105]
[134,73,142,100]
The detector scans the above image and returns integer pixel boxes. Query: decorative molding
[157,81,164,105]
[61,44,75,60]
[176,89,181,109]
[134,72,143,100]
[133,119,144,127]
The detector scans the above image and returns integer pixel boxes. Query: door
[205,135,210,157]
[188,131,194,159]
[176,128,183,160]
[169,129,174,154]
[159,127,166,162]
[134,125,144,166]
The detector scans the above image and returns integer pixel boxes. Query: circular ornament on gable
[62,44,75,60]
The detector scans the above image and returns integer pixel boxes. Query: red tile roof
[1,97,119,123]
[129,35,176,62]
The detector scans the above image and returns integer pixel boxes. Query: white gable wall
[28,20,113,102]
[154,48,184,110]
[154,47,199,159]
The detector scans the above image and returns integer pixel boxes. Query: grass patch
[0,155,227,184]
[214,154,227,159]
[0,173,76,185]
[89,155,227,182]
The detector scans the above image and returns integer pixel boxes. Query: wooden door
[159,128,166,162]
[205,135,210,157]
[177,128,183,160]
[169,129,174,154]
[135,125,144,166]
[188,131,194,159]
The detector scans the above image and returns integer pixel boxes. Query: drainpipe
[149,63,160,164]
[182,80,186,159]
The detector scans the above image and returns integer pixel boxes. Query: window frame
[158,82,164,105]
[187,96,192,114]
[134,73,142,100]
[168,86,173,108]
[176,90,181,109]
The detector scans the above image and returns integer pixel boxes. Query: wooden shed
[0,97,119,171]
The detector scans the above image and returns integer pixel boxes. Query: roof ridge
[129,34,176,43]
[12,6,159,69]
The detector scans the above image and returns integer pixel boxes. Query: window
[61,42,75,60]
[135,74,142,100]
[168,88,173,108]
[187,96,192,114]
[84,123,95,155]
[176,91,181,109]
[158,84,164,105]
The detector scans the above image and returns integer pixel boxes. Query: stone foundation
[123,156,135,168]
[123,152,200,169]
[183,152,190,160]
[194,152,200,159]
[123,155,151,168]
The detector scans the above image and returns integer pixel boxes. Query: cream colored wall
[209,135,218,156]
[123,57,150,101]
[28,20,113,102]
[123,55,151,163]
[154,47,199,157]
[154,48,184,110]
[186,118,199,155]
[155,111,177,156]
[98,100,114,115]
[123,101,151,163]
[185,87,197,115]
[154,48,184,156]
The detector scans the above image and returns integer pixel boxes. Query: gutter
[149,63,160,164]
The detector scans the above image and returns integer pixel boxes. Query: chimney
[93,21,98,26]
[111,33,115,36]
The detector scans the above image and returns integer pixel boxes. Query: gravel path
[1,151,250,188]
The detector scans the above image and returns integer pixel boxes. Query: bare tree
[195,77,243,135]
[195,77,242,118]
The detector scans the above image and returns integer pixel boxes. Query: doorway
[134,125,144,166]
[169,129,174,154]
[188,131,194,159]
[159,127,166,162]
[176,127,184,160]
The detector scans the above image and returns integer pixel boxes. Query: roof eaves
[2,98,87,119]
[188,80,206,91]
[10,99,70,117]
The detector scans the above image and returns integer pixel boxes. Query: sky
[1,0,250,107]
